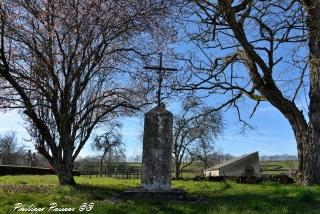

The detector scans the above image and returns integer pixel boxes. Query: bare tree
[0,131,25,165]
[223,153,234,162]
[133,155,142,163]
[92,122,124,177]
[177,0,320,184]
[0,0,179,184]
[173,96,223,179]
[191,138,216,169]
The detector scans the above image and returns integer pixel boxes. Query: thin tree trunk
[175,159,181,179]
[99,158,103,178]
[99,149,108,177]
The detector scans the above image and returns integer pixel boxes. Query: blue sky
[0,98,297,160]
[0,49,300,160]
[217,103,297,156]
[121,100,298,158]
[0,9,302,160]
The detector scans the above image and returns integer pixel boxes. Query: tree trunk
[175,159,181,179]
[55,161,75,185]
[54,142,75,185]
[99,159,103,177]
[99,149,108,177]
[300,130,320,184]
[301,0,320,185]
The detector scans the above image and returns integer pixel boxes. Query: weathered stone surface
[141,105,173,191]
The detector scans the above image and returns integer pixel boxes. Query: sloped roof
[205,152,259,171]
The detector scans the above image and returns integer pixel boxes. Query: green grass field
[0,175,319,213]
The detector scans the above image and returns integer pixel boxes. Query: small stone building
[204,152,261,177]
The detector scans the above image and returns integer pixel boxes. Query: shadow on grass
[122,192,320,214]
[71,184,125,200]
[205,192,318,213]
[69,183,320,214]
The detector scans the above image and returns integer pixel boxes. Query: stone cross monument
[143,53,177,107]
[141,104,173,191]
[141,53,177,191]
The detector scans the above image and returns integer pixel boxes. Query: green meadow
[0,175,319,214]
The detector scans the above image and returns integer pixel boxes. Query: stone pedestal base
[141,106,173,191]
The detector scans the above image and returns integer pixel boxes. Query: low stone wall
[192,174,294,184]
[0,165,80,176]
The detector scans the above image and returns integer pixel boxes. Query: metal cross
[143,53,178,107]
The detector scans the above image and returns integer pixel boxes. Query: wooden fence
[74,161,204,179]
[75,162,141,179]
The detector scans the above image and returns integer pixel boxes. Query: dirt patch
[0,184,54,193]
[103,193,124,204]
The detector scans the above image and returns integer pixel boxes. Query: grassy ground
[0,175,319,213]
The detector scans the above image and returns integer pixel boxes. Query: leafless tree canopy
[176,0,320,184]
[0,0,180,184]
[173,96,223,179]
[179,0,307,116]
[92,121,124,177]
[0,132,26,165]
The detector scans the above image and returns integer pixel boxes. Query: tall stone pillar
[141,104,173,191]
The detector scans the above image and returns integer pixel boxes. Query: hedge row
[0,165,80,176]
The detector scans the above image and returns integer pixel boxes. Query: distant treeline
[260,154,297,161]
